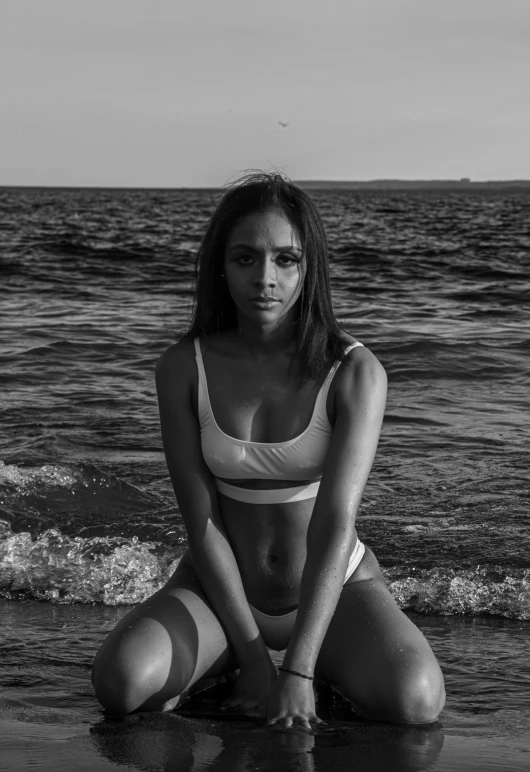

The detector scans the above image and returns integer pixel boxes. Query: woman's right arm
[155,343,275,711]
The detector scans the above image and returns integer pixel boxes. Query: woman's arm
[155,342,275,710]
[267,345,387,727]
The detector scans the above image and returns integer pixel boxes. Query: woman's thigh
[316,548,445,724]
[92,563,236,714]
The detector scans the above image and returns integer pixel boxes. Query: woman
[92,173,445,729]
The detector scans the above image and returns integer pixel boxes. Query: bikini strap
[193,338,210,425]
[344,340,364,355]
[324,340,364,382]
[314,340,364,418]
[194,337,205,380]
[193,336,202,363]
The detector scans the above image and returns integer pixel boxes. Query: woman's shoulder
[338,332,360,350]
[155,338,198,392]
[155,332,236,382]
[337,334,387,383]
[337,332,366,359]
[156,337,195,366]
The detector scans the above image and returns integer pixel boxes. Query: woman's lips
[249,299,280,309]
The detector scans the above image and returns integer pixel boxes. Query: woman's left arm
[267,346,387,728]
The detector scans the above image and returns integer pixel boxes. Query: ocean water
[0,186,529,769]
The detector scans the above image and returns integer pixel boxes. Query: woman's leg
[316,548,445,724]
[91,562,236,715]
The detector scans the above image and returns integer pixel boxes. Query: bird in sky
[278,121,289,127]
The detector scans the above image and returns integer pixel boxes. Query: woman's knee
[351,652,445,725]
[92,614,196,715]
[92,657,160,716]
[91,582,233,715]
[386,656,445,724]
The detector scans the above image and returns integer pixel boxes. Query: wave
[0,521,528,618]
[0,461,181,544]
[386,565,530,620]
[0,523,179,605]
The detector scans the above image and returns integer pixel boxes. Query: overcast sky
[1,0,529,187]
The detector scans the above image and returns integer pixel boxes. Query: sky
[1,0,529,187]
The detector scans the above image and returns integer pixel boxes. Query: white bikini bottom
[249,538,366,651]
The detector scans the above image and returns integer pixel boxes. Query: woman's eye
[231,253,300,266]
[278,254,299,266]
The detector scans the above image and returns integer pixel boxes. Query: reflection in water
[191,732,224,771]
[90,711,444,772]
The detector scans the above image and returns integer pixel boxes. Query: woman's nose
[253,258,277,286]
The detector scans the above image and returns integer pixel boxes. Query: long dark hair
[180,171,348,383]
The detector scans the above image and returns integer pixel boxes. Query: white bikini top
[194,337,363,504]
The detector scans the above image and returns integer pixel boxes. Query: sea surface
[0,186,529,771]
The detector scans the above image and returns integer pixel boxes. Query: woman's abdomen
[218,494,314,613]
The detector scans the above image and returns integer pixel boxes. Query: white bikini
[194,337,366,649]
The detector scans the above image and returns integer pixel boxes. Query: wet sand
[1,600,529,771]
[1,703,529,771]
[2,679,529,772]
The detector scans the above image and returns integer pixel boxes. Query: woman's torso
[181,331,359,613]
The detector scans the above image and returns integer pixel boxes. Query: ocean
[0,185,529,771]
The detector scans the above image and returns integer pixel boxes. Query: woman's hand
[221,656,277,717]
[265,671,324,731]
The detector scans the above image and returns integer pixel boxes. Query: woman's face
[224,208,304,329]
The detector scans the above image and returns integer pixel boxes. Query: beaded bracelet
[278,666,314,681]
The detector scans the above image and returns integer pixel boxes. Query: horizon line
[2,178,530,191]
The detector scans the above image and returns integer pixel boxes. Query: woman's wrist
[236,635,272,667]
[278,666,313,681]
[281,650,318,680]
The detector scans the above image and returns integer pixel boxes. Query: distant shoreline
[296,179,530,190]
[2,179,530,191]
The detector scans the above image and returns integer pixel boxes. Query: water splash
[386,565,530,620]
[1,519,529,617]
[0,521,179,604]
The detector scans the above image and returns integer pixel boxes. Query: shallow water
[0,601,529,771]
[1,186,529,769]
[1,186,529,616]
